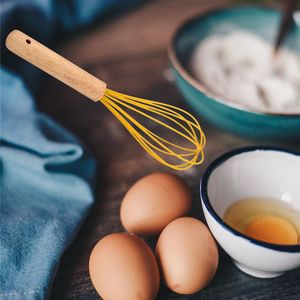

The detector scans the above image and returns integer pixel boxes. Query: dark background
[36,0,300,299]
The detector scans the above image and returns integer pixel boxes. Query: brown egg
[156,217,218,295]
[120,172,192,236]
[89,233,159,300]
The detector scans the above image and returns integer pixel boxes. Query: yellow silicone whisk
[6,30,205,170]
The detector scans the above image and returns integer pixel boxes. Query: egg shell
[156,217,219,295]
[89,233,160,300]
[120,173,192,236]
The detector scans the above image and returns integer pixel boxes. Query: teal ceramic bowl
[168,6,300,139]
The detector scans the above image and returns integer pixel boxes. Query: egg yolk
[244,215,298,245]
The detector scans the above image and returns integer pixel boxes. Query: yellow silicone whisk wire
[4,30,204,171]
[99,89,205,171]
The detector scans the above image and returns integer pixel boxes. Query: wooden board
[38,0,300,299]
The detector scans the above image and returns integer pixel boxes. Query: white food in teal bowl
[168,6,300,139]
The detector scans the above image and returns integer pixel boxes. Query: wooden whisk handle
[5,30,106,101]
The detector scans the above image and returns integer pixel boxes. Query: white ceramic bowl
[200,146,300,278]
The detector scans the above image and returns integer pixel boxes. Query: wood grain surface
[37,0,300,299]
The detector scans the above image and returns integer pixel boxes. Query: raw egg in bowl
[200,146,300,278]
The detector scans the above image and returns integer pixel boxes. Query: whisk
[6,30,205,171]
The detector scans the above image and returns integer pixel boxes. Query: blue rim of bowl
[200,146,300,253]
[168,5,300,117]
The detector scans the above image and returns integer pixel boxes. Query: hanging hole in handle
[26,39,31,44]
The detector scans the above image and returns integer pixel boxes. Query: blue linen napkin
[1,68,96,300]
[0,0,141,299]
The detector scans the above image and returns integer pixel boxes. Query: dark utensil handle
[274,0,298,53]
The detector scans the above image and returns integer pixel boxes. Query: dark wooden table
[38,0,300,299]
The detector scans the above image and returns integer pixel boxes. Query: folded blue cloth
[0,0,141,299]
[1,68,96,299]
